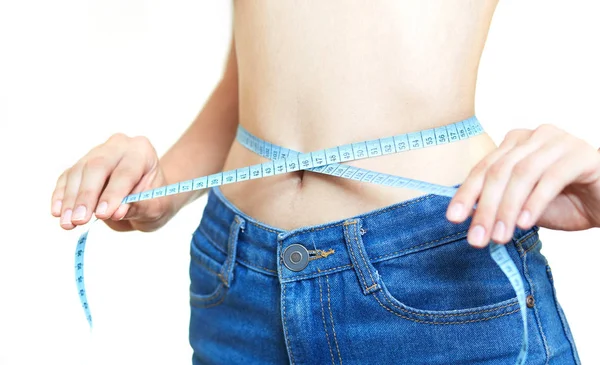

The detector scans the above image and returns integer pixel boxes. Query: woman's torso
[220,0,500,229]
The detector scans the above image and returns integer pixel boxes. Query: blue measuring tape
[74,116,528,364]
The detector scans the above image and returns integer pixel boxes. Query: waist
[219,116,497,229]
[198,186,533,279]
[238,92,477,154]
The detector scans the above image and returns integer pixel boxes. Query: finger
[446,130,528,223]
[446,148,510,222]
[71,155,122,225]
[60,166,83,230]
[467,138,544,247]
[51,170,68,217]
[95,153,148,220]
[519,148,600,229]
[491,138,568,243]
[111,203,131,221]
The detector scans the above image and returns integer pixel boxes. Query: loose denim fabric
[189,187,580,364]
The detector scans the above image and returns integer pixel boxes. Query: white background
[0,1,598,364]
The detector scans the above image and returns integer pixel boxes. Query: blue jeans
[188,187,580,364]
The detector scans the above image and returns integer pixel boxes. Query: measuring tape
[74,116,528,364]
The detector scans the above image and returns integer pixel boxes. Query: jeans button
[282,244,309,272]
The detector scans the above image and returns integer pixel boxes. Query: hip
[188,187,580,364]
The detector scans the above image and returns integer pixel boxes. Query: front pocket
[375,235,518,307]
[189,228,230,308]
[371,236,524,323]
[343,219,528,324]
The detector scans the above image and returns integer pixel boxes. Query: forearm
[153,33,240,218]
[160,78,238,213]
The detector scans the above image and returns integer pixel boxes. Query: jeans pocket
[189,216,244,309]
[344,219,524,324]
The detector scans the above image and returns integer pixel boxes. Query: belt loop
[219,215,245,288]
[343,219,380,295]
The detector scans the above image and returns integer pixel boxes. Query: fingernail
[52,200,62,215]
[61,209,72,225]
[518,210,531,227]
[492,221,505,241]
[73,205,87,221]
[96,201,108,215]
[116,204,127,220]
[447,203,464,221]
[468,225,486,247]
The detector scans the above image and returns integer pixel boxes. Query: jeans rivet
[526,295,535,308]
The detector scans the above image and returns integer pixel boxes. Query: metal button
[526,295,535,308]
[282,244,309,272]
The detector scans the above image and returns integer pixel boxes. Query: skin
[449,125,600,247]
[51,48,240,232]
[52,0,600,248]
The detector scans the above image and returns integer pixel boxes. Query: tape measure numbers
[74,116,528,364]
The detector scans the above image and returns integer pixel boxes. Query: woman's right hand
[51,133,175,232]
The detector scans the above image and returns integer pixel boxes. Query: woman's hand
[446,124,600,247]
[51,133,174,232]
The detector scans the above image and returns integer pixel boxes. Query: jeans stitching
[235,257,278,274]
[373,291,521,325]
[220,218,238,287]
[282,230,465,281]
[189,284,225,305]
[318,276,336,365]
[351,220,378,290]
[248,220,280,233]
[326,275,343,365]
[198,226,228,255]
[217,273,228,286]
[546,265,581,364]
[190,292,226,309]
[522,239,541,256]
[281,283,296,364]
[370,230,468,261]
[284,264,354,282]
[514,229,540,256]
[200,217,466,278]
[284,195,437,240]
[190,256,221,278]
[191,256,228,287]
[522,250,551,363]
[343,223,369,289]
[199,223,279,275]
[379,286,519,318]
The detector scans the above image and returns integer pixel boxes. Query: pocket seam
[372,291,522,325]
[198,226,228,257]
[190,241,225,283]
[370,230,468,263]
[368,238,528,321]
[376,276,522,319]
[190,283,225,302]
[191,256,222,279]
[200,224,279,275]
[190,285,227,308]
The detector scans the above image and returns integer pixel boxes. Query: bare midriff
[220,0,500,229]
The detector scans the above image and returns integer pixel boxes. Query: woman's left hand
[446,123,600,248]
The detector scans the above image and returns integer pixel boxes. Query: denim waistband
[196,186,534,282]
